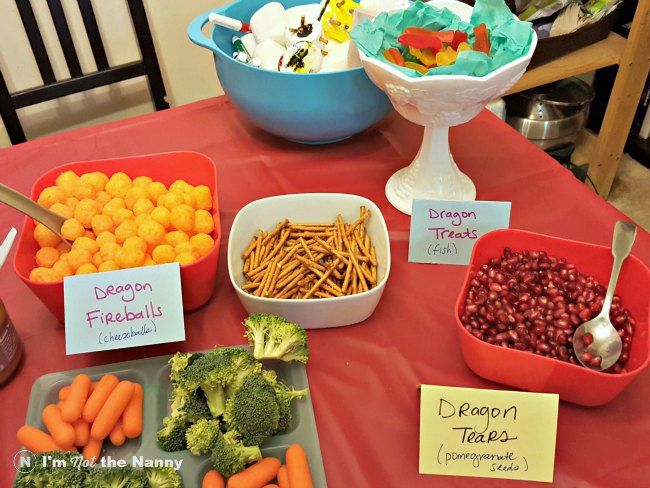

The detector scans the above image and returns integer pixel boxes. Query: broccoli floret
[274,381,309,434]
[210,431,262,478]
[144,467,183,488]
[223,373,280,446]
[85,466,148,488]
[186,418,222,456]
[157,415,188,452]
[184,389,212,423]
[14,451,87,488]
[180,348,261,417]
[169,352,192,383]
[243,314,310,363]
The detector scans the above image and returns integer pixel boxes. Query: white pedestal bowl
[356,0,537,214]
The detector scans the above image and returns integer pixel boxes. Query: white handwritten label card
[408,200,511,265]
[420,385,559,483]
[63,263,185,355]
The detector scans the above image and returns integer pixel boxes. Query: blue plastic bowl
[188,0,392,144]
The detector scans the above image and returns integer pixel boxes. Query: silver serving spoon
[0,182,72,248]
[573,221,637,371]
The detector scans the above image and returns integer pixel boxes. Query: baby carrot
[91,381,134,440]
[59,381,98,401]
[109,419,126,446]
[122,383,143,438]
[17,425,63,454]
[73,418,90,446]
[286,444,313,488]
[277,466,290,488]
[227,457,281,488]
[82,437,102,463]
[42,404,76,448]
[83,374,119,423]
[202,470,225,488]
[61,374,92,422]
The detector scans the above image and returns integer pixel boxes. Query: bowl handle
[188,8,227,52]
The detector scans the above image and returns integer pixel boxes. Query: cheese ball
[35,247,60,268]
[152,244,176,264]
[34,224,61,248]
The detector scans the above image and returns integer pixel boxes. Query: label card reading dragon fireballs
[408,199,511,265]
[419,385,558,483]
[63,263,185,355]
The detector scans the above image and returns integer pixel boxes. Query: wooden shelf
[507,32,627,95]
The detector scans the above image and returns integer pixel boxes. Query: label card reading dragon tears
[419,385,558,483]
[64,263,185,355]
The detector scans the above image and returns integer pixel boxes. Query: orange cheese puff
[76,263,98,275]
[61,218,85,241]
[124,187,149,210]
[92,214,114,235]
[147,182,167,202]
[67,249,92,272]
[61,374,92,422]
[90,172,109,191]
[152,245,175,264]
[52,259,73,278]
[138,219,165,246]
[175,242,199,259]
[109,419,126,446]
[133,175,153,188]
[194,210,215,234]
[49,202,73,219]
[37,186,65,207]
[17,425,64,454]
[133,198,155,216]
[73,236,99,254]
[190,233,215,257]
[144,254,156,266]
[193,185,212,211]
[150,206,171,229]
[99,242,121,262]
[170,204,195,232]
[65,196,80,211]
[105,176,131,199]
[42,404,76,448]
[116,247,145,269]
[83,374,120,423]
[72,182,96,200]
[91,381,135,440]
[161,192,183,211]
[96,231,117,247]
[169,180,190,194]
[55,170,80,196]
[164,230,189,247]
[115,220,138,244]
[96,190,111,207]
[102,197,125,218]
[34,223,60,248]
[92,252,103,267]
[175,253,197,266]
[73,418,90,447]
[29,267,61,283]
[182,191,196,208]
[74,198,100,228]
[98,260,120,272]
[112,208,134,226]
[123,236,147,253]
[122,383,143,438]
[82,437,103,463]
[35,247,60,268]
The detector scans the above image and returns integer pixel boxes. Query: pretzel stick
[242,237,257,259]
[254,261,274,296]
[263,219,289,245]
[241,282,260,291]
[277,286,299,299]
[299,237,315,261]
[304,258,340,298]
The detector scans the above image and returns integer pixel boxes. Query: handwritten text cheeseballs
[29,171,215,282]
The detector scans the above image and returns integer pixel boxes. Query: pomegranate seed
[463,248,635,374]
[582,333,593,346]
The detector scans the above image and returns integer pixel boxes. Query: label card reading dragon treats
[408,199,511,265]
[64,263,185,355]
[419,385,558,483]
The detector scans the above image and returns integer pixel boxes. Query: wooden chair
[0,0,170,145]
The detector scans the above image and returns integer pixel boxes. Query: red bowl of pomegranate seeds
[455,228,649,406]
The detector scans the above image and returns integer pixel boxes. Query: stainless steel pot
[505,77,595,150]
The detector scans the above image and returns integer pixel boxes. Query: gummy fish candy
[321,0,358,42]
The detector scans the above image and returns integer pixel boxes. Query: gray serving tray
[22,348,327,487]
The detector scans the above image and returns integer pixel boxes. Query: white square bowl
[227,193,391,329]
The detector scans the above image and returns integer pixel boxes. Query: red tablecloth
[1,97,648,487]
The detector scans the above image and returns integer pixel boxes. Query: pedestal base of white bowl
[384,126,476,215]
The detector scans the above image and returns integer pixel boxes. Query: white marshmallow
[320,41,356,72]
[284,20,323,48]
[249,2,287,44]
[285,4,322,26]
[240,33,257,56]
[253,39,285,70]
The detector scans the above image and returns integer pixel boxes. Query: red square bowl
[454,228,649,406]
[13,151,221,322]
